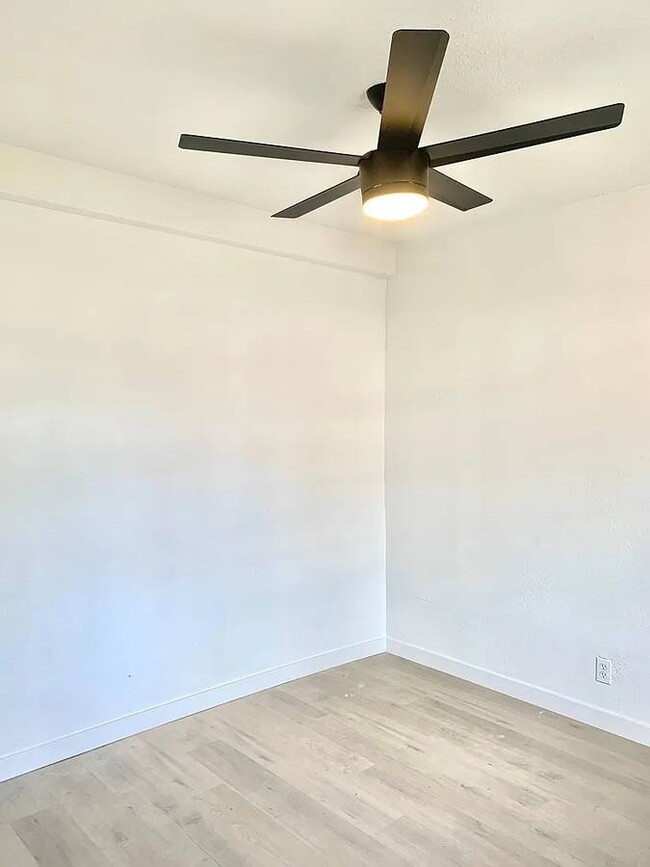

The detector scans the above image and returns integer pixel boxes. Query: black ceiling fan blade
[378,29,450,151]
[428,170,492,211]
[425,103,625,167]
[179,134,361,167]
[272,175,360,219]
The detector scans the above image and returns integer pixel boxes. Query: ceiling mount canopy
[178,29,624,222]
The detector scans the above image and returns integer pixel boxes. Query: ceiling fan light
[362,189,429,221]
[359,149,430,222]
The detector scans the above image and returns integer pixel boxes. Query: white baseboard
[387,638,650,748]
[0,637,386,783]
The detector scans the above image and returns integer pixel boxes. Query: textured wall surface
[386,185,650,731]
[0,197,386,762]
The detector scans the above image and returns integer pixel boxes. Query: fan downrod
[366,82,386,113]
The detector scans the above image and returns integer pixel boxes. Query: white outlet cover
[595,656,613,685]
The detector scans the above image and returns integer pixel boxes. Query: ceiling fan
[178,30,624,222]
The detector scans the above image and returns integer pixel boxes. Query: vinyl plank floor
[1,654,649,866]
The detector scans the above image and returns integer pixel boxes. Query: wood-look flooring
[1,653,649,866]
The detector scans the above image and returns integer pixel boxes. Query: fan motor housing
[359,149,429,206]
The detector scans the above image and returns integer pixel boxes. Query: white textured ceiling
[2,0,649,238]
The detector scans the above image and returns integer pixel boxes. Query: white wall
[0,195,387,780]
[4,142,649,782]
[0,143,395,278]
[386,185,650,745]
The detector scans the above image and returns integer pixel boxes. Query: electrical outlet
[595,656,612,685]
